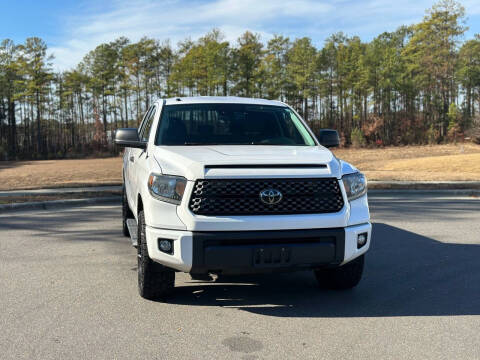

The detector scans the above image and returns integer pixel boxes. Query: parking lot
[0,193,479,359]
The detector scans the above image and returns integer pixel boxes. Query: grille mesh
[189,178,344,215]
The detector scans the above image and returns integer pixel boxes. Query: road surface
[0,193,479,359]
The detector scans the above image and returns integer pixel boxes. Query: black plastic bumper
[191,228,345,274]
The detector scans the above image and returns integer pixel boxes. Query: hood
[152,145,342,180]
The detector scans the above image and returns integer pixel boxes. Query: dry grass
[0,144,479,190]
[0,157,123,191]
[333,144,480,181]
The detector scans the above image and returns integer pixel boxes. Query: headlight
[342,172,367,201]
[148,174,187,204]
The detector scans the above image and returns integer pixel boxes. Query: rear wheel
[314,255,364,290]
[137,210,175,300]
[122,184,133,237]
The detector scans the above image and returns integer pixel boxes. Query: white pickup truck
[115,96,371,300]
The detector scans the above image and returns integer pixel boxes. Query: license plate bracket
[253,246,291,267]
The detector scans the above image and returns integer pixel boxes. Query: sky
[1,0,480,71]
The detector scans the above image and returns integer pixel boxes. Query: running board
[126,219,138,248]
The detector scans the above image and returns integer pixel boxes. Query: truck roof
[161,96,287,107]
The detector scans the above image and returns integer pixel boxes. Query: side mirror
[115,128,147,149]
[318,129,340,148]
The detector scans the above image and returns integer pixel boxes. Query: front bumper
[146,222,371,273]
[191,228,345,274]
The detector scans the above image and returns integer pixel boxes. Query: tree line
[1,0,479,160]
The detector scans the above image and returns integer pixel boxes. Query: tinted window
[155,103,315,146]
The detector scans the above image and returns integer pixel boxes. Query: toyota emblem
[259,189,283,205]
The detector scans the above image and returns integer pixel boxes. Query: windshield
[155,103,316,146]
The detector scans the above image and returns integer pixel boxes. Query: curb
[0,196,121,213]
[0,183,122,192]
[368,189,480,197]
[0,186,121,197]
[368,181,480,190]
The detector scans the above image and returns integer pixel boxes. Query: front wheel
[314,255,364,290]
[137,210,175,300]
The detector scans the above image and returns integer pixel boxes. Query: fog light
[158,239,173,254]
[357,233,368,248]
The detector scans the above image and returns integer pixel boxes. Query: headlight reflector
[148,174,187,204]
[342,172,367,201]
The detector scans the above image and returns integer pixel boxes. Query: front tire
[314,255,364,290]
[137,210,175,300]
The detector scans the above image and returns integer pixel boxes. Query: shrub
[447,103,463,143]
[426,124,440,144]
[350,128,366,148]
[464,121,480,144]
[447,120,462,143]
[362,115,384,144]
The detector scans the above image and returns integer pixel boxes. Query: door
[127,106,154,213]
[130,105,157,213]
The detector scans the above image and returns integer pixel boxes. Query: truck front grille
[188,178,344,215]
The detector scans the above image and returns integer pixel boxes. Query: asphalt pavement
[0,193,479,359]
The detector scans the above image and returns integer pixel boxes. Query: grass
[0,157,123,191]
[333,143,480,181]
[0,144,479,191]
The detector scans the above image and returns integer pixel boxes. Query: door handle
[129,156,134,163]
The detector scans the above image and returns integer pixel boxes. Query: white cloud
[48,0,480,71]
